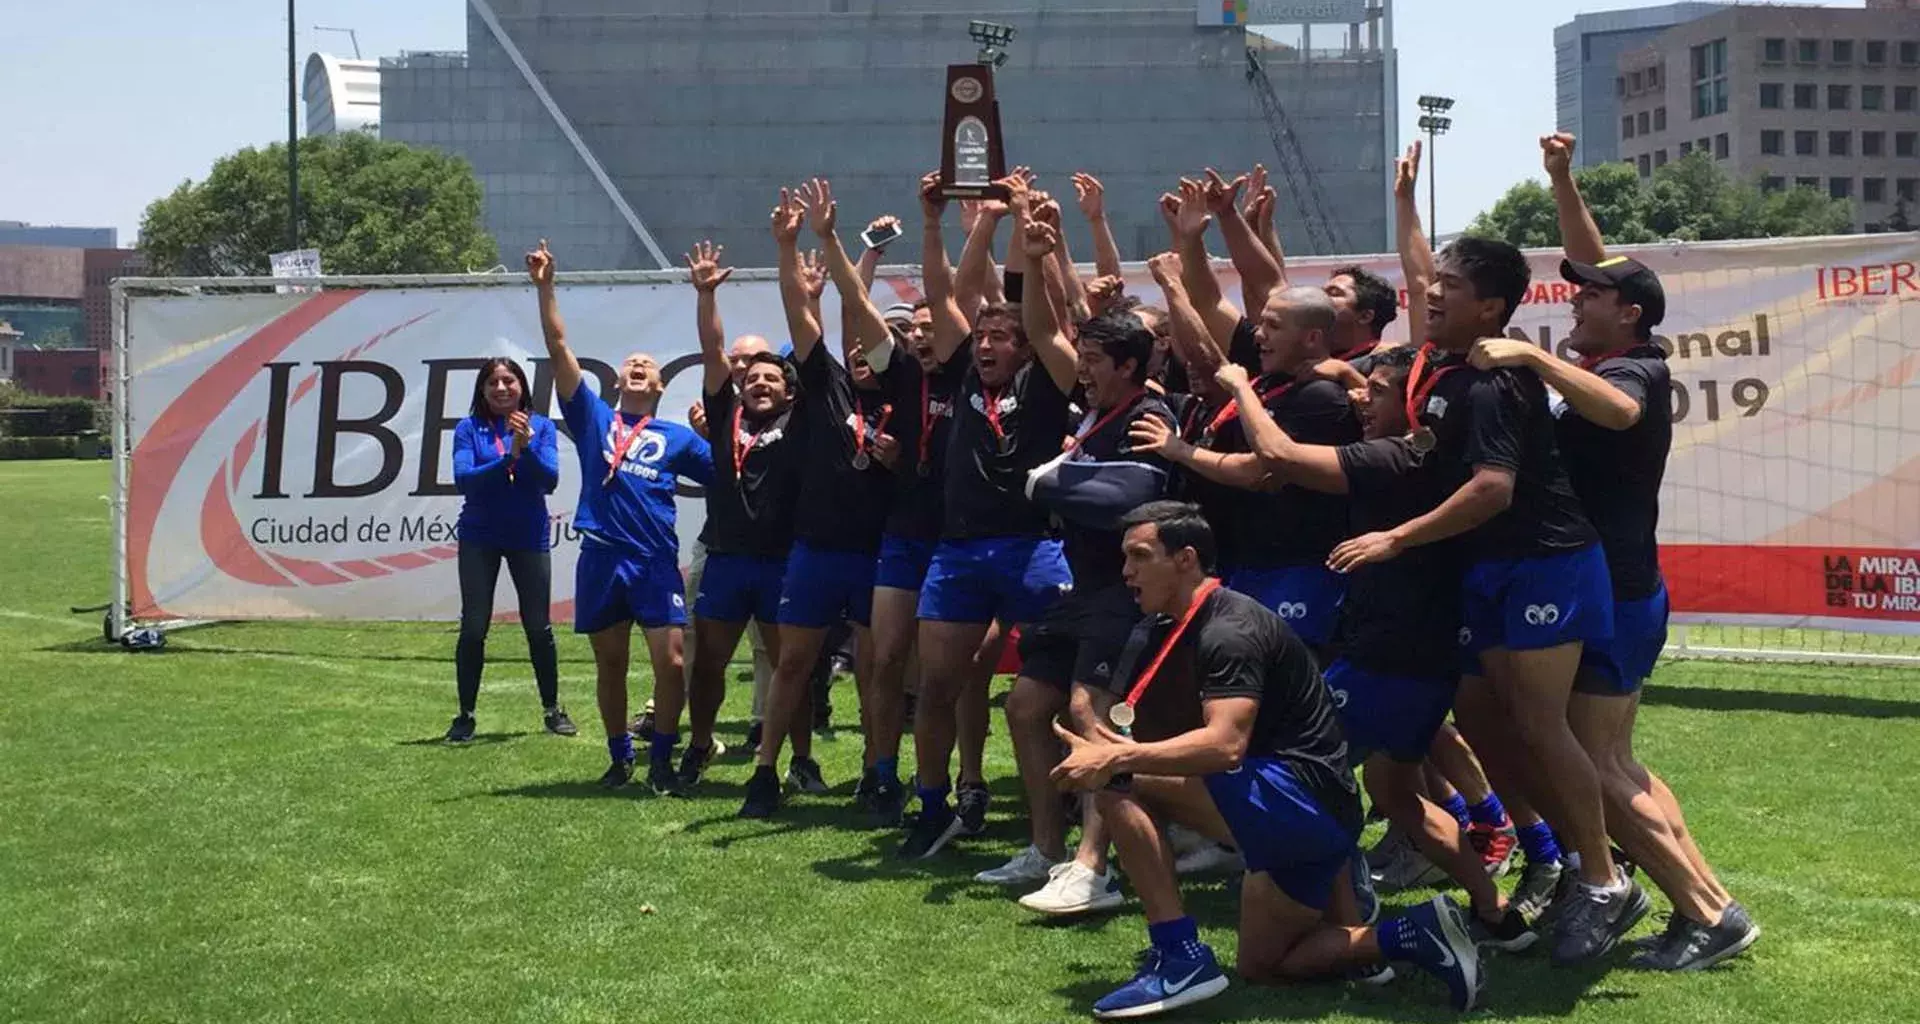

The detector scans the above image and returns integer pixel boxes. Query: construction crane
[1244,47,1347,255]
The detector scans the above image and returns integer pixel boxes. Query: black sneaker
[868,774,908,827]
[898,804,967,860]
[1551,875,1651,965]
[1630,902,1759,971]
[744,720,764,757]
[956,781,990,837]
[646,758,682,797]
[1472,906,1541,953]
[787,755,829,795]
[1626,912,1684,955]
[598,759,635,789]
[852,766,876,812]
[544,707,578,736]
[675,743,717,791]
[738,766,781,818]
[445,713,476,744]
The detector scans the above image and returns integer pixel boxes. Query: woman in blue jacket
[448,357,575,742]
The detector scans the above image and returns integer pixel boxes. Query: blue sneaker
[1394,896,1483,1011]
[1092,945,1229,1020]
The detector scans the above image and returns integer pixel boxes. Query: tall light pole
[287,0,300,251]
[1417,95,1454,237]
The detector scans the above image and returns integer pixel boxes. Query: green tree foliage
[139,133,498,277]
[1468,151,1852,248]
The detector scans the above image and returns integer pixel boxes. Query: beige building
[1616,0,1920,231]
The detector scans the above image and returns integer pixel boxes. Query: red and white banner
[124,232,1920,632]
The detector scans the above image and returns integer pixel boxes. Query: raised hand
[1201,168,1248,216]
[1087,274,1125,316]
[687,400,708,440]
[1468,337,1538,370]
[920,171,947,221]
[1146,250,1183,287]
[1240,165,1269,221]
[1021,219,1059,261]
[1541,132,1576,178]
[797,248,828,301]
[1072,172,1107,221]
[525,239,555,288]
[1173,178,1213,242]
[1214,362,1251,393]
[1126,413,1187,460]
[1031,191,1063,229]
[1394,139,1423,200]
[685,239,733,292]
[799,177,838,239]
[770,188,805,245]
[996,173,1033,221]
[1246,187,1276,235]
[866,214,902,251]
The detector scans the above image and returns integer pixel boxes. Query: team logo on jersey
[1547,388,1569,419]
[1276,601,1308,620]
[1524,603,1562,626]
[671,593,685,609]
[1458,626,1473,647]
[1329,687,1349,709]
[1426,396,1449,418]
[971,391,1019,417]
[605,424,668,465]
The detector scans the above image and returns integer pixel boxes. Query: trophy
[939,21,1014,200]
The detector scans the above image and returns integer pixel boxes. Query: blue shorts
[874,533,938,593]
[778,541,878,629]
[695,552,788,625]
[1323,658,1457,765]
[574,543,687,634]
[1578,583,1670,695]
[917,536,1073,626]
[1224,564,1347,647]
[1203,758,1359,911]
[1461,544,1614,664]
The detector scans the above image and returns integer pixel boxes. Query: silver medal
[851,451,871,471]
[1107,702,1136,729]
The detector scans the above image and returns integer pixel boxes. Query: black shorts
[1017,583,1141,691]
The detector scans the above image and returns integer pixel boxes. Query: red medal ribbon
[1206,377,1297,438]
[1064,388,1145,453]
[1119,577,1223,711]
[1577,346,1636,371]
[603,411,653,487]
[1333,340,1380,362]
[731,405,776,479]
[491,418,517,484]
[1403,344,1462,432]
[917,373,937,471]
[981,384,1009,450]
[854,395,893,465]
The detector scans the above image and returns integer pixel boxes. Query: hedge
[0,397,104,438]
[0,435,106,460]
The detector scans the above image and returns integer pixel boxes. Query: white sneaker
[1019,861,1124,916]
[974,844,1059,886]
[1174,843,1245,877]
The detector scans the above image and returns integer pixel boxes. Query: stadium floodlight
[1417,115,1452,133]
[1418,95,1455,113]
[1416,96,1456,238]
[969,20,1016,67]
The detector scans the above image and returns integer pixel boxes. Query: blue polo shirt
[453,414,560,551]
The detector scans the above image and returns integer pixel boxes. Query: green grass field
[3,461,1917,1024]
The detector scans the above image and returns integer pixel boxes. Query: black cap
[1560,255,1666,331]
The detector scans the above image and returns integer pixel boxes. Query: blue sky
[0,0,1865,249]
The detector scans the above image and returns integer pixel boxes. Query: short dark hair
[1369,343,1418,383]
[470,357,533,419]
[1441,237,1532,328]
[1331,265,1398,339]
[1120,500,1217,572]
[1076,310,1156,385]
[743,350,800,397]
[974,304,1028,346]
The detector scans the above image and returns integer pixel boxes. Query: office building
[1616,0,1920,231]
[1556,3,1726,168]
[0,222,118,249]
[304,53,383,136]
[379,0,1399,270]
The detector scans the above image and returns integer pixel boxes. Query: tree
[139,132,498,277]
[1468,150,1852,247]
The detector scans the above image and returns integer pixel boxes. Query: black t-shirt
[793,342,895,554]
[1165,391,1241,564]
[942,341,1075,540]
[1217,374,1360,569]
[1334,437,1467,678]
[1414,351,1599,560]
[1055,392,1176,588]
[1338,340,1386,378]
[698,384,802,558]
[880,345,966,542]
[1553,346,1671,600]
[1110,586,1360,832]
[1228,316,1261,377]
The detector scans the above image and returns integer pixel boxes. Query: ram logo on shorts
[1524,603,1562,626]
[1275,601,1308,620]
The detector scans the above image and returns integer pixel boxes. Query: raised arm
[1241,165,1286,275]
[1073,172,1124,279]
[802,179,891,358]
[1469,338,1644,430]
[1544,133,1605,264]
[1205,169,1282,318]
[1216,363,1349,494]
[1167,179,1243,359]
[526,241,582,402]
[1394,140,1435,346]
[956,199,1006,314]
[1018,218,1084,396]
[686,239,735,396]
[1033,193,1090,324]
[1146,251,1223,387]
[1000,167,1036,307]
[920,172,972,364]
[771,188,824,359]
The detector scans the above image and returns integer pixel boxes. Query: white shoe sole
[911,814,970,861]
[1434,900,1483,1012]
[975,863,1057,886]
[1093,974,1230,1020]
[1019,886,1124,917]
[1675,922,1761,971]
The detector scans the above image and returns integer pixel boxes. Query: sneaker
[956,781,990,837]
[867,774,908,827]
[974,844,1059,886]
[598,759,635,789]
[1630,901,1759,972]
[646,758,682,797]
[1374,841,1447,893]
[1394,896,1484,1011]
[1019,861,1124,917]
[445,713,476,744]
[1551,874,1651,965]
[674,743,718,791]
[898,804,967,860]
[1165,824,1211,859]
[786,756,829,795]
[1471,906,1541,953]
[1350,963,1396,986]
[744,720,763,757]
[1173,843,1244,877]
[1468,820,1517,878]
[1366,824,1408,869]
[1091,945,1229,1020]
[543,707,578,736]
[852,767,876,812]
[1349,847,1380,926]
[630,712,655,743]
[1509,858,1565,925]
[738,766,781,818]
[1626,912,1683,955]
